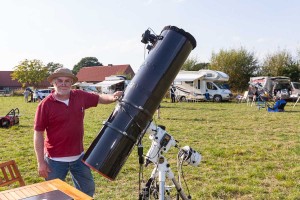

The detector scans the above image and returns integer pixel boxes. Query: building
[0,64,135,93]
[0,71,50,92]
[76,64,135,83]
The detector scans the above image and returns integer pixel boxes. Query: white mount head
[145,122,177,166]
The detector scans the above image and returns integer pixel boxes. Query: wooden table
[0,179,93,200]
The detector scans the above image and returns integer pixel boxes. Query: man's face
[53,77,73,96]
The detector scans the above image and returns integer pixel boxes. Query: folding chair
[257,100,266,110]
[255,94,267,110]
[237,91,248,103]
[0,160,25,187]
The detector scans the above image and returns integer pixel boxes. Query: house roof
[76,65,135,82]
[0,71,51,89]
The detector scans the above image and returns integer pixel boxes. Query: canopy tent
[94,80,124,87]
[73,82,93,87]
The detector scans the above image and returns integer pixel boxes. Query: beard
[55,87,71,96]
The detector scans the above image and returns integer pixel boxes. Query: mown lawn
[0,96,299,199]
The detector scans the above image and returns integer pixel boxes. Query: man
[23,89,30,103]
[267,96,287,112]
[170,86,176,103]
[33,68,122,197]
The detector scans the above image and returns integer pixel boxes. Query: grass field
[0,96,299,199]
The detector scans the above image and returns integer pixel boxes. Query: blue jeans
[45,154,95,197]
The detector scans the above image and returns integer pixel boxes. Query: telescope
[83,25,196,180]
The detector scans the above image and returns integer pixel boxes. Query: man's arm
[98,91,123,104]
[34,130,50,178]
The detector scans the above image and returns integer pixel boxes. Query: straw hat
[47,68,78,83]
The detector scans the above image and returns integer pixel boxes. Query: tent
[94,80,124,87]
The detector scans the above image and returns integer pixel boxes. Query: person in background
[267,96,287,112]
[33,68,122,197]
[170,85,176,103]
[23,89,30,103]
[30,91,33,102]
[33,90,38,102]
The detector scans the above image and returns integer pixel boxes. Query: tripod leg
[158,170,166,200]
[171,178,190,200]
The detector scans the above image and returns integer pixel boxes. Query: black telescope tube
[83,25,196,180]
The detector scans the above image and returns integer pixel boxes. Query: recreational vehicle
[173,70,233,102]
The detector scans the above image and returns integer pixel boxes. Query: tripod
[139,122,200,200]
[153,156,189,200]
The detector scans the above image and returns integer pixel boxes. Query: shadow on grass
[163,117,207,121]
[14,124,32,128]
[161,105,227,111]
[281,110,300,113]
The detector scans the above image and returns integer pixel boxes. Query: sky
[1,0,300,72]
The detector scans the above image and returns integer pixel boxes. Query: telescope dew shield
[83,25,197,180]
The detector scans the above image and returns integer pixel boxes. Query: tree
[181,56,210,71]
[283,62,300,81]
[261,50,300,81]
[46,62,63,75]
[194,62,210,70]
[11,59,48,88]
[72,57,103,75]
[181,56,198,71]
[210,47,259,91]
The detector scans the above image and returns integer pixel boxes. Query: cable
[177,150,192,197]
[148,27,158,36]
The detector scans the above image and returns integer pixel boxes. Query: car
[37,89,52,99]
[290,82,300,99]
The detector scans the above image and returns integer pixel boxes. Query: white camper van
[174,70,233,102]
[249,76,292,100]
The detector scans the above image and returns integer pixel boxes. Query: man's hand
[38,160,51,178]
[98,91,124,104]
[113,91,123,101]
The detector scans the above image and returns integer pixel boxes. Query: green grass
[0,97,300,199]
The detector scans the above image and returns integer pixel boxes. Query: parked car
[37,89,52,99]
[290,82,300,99]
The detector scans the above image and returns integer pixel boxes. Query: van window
[207,82,217,90]
[274,82,291,90]
[292,82,300,89]
[214,82,228,89]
